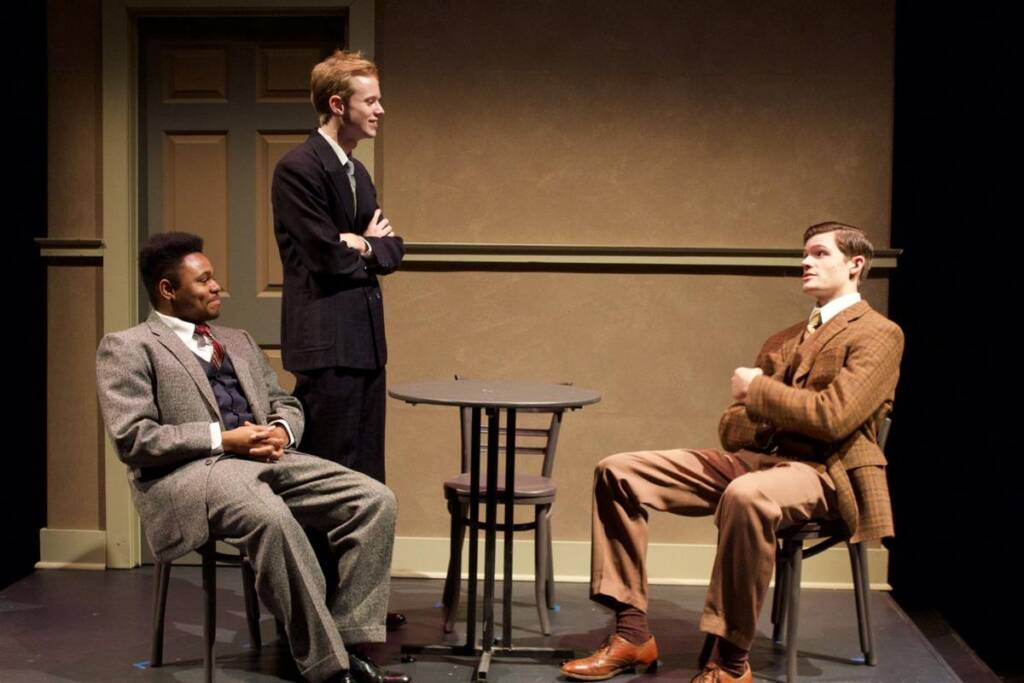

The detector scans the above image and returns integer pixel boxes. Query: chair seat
[444,472,556,498]
[778,517,846,541]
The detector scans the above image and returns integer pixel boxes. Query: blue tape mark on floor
[553,603,561,612]
[133,661,150,670]
[434,601,443,608]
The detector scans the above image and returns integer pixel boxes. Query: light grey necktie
[344,159,357,216]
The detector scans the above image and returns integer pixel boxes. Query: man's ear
[329,93,345,117]
[157,278,176,302]
[849,255,866,281]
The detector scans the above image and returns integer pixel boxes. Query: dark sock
[714,637,749,678]
[614,604,652,645]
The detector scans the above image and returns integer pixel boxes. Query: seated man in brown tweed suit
[561,222,904,683]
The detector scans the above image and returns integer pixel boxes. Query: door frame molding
[101,0,376,568]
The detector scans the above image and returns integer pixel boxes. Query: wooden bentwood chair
[440,402,566,635]
[151,538,262,683]
[699,418,893,682]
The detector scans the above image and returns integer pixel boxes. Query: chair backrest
[877,416,892,452]
[458,406,564,478]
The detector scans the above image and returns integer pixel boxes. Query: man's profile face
[339,75,384,143]
[801,231,861,305]
[165,252,222,323]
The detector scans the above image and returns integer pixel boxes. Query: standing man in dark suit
[273,49,405,628]
[561,223,903,683]
[273,49,402,485]
[96,232,408,683]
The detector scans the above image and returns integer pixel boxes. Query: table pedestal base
[401,643,576,681]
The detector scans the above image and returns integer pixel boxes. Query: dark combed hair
[803,221,874,281]
[139,231,204,306]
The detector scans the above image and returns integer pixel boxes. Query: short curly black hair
[139,232,204,306]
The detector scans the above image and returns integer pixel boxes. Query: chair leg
[785,542,803,683]
[543,508,556,609]
[202,542,217,683]
[534,506,552,635]
[151,561,171,667]
[771,542,787,649]
[241,559,261,651]
[698,633,716,669]
[442,500,468,633]
[848,542,876,666]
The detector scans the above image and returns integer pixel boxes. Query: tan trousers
[590,448,836,650]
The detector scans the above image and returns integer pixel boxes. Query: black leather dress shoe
[386,611,407,631]
[348,650,412,683]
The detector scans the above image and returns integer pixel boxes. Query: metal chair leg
[240,560,261,650]
[544,509,556,609]
[849,542,876,665]
[151,561,171,667]
[698,633,716,669]
[771,543,787,649]
[534,505,552,634]
[442,500,468,633]
[785,543,803,683]
[201,542,217,683]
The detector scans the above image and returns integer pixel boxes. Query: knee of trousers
[593,452,643,491]
[716,476,782,529]
[362,478,398,527]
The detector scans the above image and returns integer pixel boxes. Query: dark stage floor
[0,568,996,682]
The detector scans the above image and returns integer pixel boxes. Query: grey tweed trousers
[206,451,396,682]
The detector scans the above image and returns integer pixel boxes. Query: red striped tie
[194,323,225,370]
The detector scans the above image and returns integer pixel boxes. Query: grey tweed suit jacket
[96,312,305,562]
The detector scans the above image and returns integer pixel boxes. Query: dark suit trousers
[295,366,387,592]
[295,366,387,483]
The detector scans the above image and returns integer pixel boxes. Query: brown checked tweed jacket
[718,300,904,542]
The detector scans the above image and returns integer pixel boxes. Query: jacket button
[206,459,213,465]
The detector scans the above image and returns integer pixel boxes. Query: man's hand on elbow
[731,367,764,402]
[222,422,287,461]
[364,208,394,238]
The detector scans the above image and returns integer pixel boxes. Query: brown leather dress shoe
[690,662,752,683]
[561,634,659,681]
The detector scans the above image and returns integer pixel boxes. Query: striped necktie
[194,323,225,370]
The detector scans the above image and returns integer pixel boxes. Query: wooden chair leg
[534,506,552,635]
[785,543,803,683]
[201,542,217,683]
[151,561,171,667]
[848,542,876,666]
[442,500,468,633]
[241,559,261,651]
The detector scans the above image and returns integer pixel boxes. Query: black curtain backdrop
[4,1,47,591]
[888,3,1017,678]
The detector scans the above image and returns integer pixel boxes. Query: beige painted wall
[46,0,104,532]
[375,0,894,542]
[44,0,895,564]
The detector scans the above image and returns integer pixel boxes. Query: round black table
[389,379,600,680]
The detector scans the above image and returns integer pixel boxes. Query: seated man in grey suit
[96,232,410,683]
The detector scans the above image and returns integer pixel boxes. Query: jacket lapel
[309,132,356,227]
[146,313,220,420]
[790,300,870,385]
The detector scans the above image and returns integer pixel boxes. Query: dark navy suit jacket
[272,133,404,372]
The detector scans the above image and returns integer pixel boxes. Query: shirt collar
[817,292,861,325]
[154,310,196,337]
[317,127,353,172]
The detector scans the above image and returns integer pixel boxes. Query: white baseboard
[392,536,890,590]
[36,527,107,570]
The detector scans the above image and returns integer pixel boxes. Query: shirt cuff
[269,419,295,448]
[209,422,223,454]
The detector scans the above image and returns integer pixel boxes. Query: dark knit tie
[194,322,225,370]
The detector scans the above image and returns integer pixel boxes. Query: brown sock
[714,637,749,678]
[614,604,652,645]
